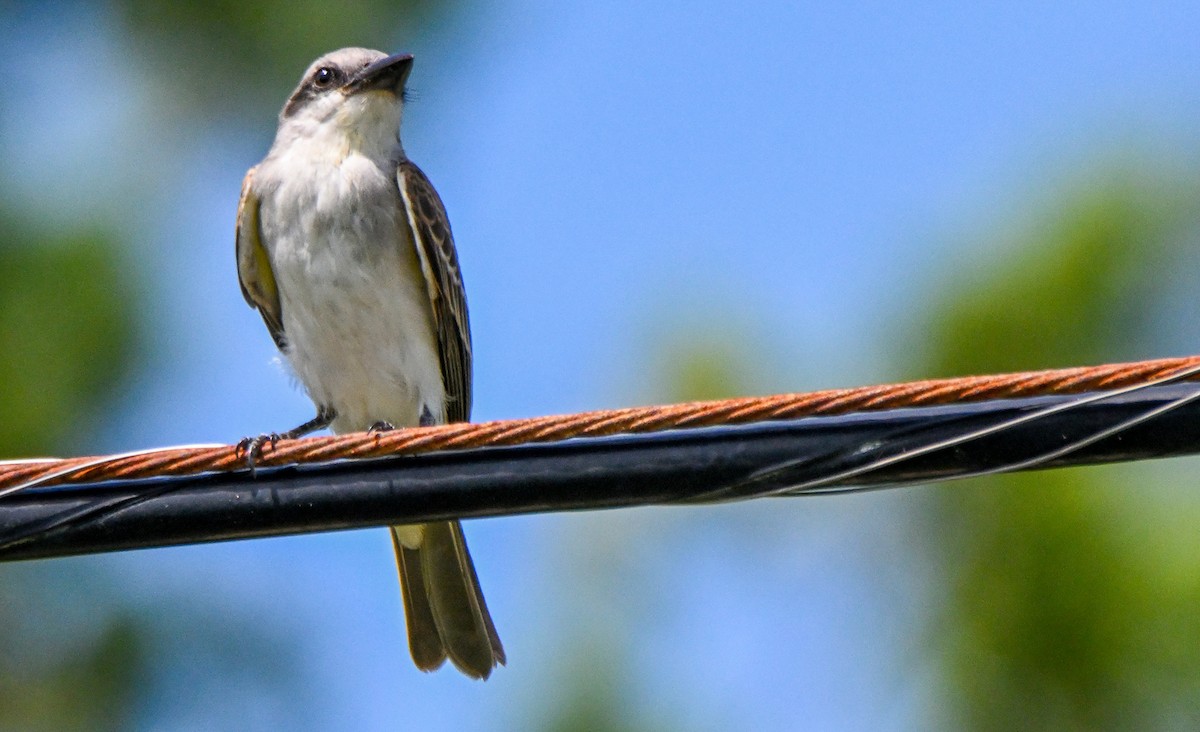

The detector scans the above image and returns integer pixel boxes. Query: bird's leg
[369,406,436,433]
[277,406,338,439]
[367,405,439,432]
[237,406,337,467]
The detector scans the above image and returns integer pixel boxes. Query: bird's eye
[313,67,337,87]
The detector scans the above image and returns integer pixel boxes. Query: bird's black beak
[344,53,414,95]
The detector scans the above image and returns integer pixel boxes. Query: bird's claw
[368,421,395,433]
[235,432,283,469]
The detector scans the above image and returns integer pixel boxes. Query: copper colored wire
[2,355,1198,492]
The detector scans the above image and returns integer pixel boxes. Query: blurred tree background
[114,0,439,122]
[0,139,305,732]
[0,1,455,729]
[0,208,148,730]
[2,1,1200,730]
[910,170,1200,730]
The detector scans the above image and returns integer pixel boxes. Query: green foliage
[0,215,136,456]
[0,609,147,732]
[643,310,778,403]
[537,643,660,732]
[0,209,150,727]
[0,0,466,725]
[927,177,1179,374]
[914,169,1200,730]
[113,0,443,120]
[658,335,759,402]
[932,470,1200,731]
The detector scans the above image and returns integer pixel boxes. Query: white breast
[257,149,445,434]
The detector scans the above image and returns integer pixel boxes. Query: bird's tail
[391,520,505,679]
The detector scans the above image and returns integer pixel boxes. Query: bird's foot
[368,420,396,433]
[236,407,337,470]
[235,432,284,469]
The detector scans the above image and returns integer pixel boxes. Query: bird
[234,47,504,679]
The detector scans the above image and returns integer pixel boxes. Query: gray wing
[397,160,472,423]
[235,166,287,350]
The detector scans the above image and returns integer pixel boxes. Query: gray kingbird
[235,47,504,679]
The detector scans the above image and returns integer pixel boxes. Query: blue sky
[4,1,1200,729]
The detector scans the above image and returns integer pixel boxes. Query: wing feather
[397,161,472,423]
[235,166,286,350]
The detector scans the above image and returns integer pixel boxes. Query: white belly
[259,153,445,434]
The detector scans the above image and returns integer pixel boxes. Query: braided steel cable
[0,356,1199,560]
[2,355,1200,494]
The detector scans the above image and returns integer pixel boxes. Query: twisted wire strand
[2,354,1198,493]
[763,362,1200,498]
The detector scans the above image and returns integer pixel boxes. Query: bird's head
[274,48,414,158]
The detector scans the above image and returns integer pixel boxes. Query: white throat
[270,91,404,166]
